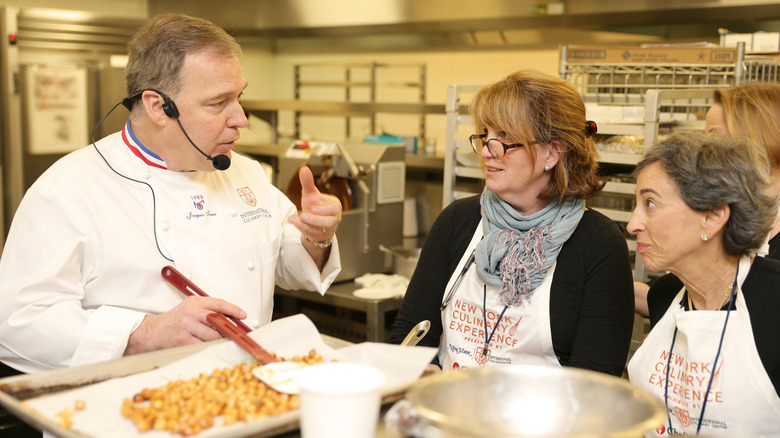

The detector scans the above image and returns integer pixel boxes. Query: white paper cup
[297,362,385,438]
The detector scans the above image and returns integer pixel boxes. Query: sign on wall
[25,64,89,154]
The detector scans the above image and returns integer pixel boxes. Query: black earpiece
[122,89,178,118]
[161,98,179,118]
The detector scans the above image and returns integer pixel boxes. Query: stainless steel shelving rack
[293,62,428,140]
[560,43,780,96]
[560,44,746,102]
[442,84,482,208]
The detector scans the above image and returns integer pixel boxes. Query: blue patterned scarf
[475,189,585,306]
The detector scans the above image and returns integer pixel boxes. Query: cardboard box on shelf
[720,32,754,50]
[753,32,780,53]
[720,31,780,53]
[565,45,737,65]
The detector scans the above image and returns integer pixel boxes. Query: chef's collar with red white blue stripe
[122,120,167,169]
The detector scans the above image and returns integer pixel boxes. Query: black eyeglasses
[468,133,530,159]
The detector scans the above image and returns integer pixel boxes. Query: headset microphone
[173,117,232,171]
[122,89,231,171]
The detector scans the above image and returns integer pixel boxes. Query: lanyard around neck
[663,266,739,435]
[440,249,510,363]
[482,284,509,358]
[440,249,476,311]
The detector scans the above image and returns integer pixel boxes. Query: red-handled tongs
[161,265,279,365]
[161,265,312,393]
[161,265,253,333]
[206,313,278,365]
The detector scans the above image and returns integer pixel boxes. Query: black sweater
[389,196,635,376]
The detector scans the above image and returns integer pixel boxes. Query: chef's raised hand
[287,166,342,267]
[125,296,247,355]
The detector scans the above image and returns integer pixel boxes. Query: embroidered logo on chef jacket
[192,194,205,210]
[235,186,271,223]
[186,194,215,220]
[237,187,256,207]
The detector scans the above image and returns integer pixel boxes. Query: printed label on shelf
[565,45,737,65]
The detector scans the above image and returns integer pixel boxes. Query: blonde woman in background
[707,83,780,256]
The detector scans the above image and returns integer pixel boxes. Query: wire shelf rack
[561,43,780,106]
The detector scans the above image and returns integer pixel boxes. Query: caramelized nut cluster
[121,349,322,436]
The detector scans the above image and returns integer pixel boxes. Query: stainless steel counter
[275,281,403,343]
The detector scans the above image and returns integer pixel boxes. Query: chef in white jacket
[0,13,342,375]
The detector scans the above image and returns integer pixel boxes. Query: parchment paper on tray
[20,314,437,438]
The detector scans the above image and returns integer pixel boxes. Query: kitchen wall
[237,27,676,153]
[253,50,563,148]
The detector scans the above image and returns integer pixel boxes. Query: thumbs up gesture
[288,166,342,249]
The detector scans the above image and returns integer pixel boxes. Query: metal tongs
[160,266,278,365]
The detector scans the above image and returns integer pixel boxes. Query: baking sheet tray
[0,314,436,437]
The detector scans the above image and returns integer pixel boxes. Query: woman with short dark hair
[627,130,780,437]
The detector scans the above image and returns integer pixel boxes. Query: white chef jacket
[438,220,560,370]
[0,125,341,373]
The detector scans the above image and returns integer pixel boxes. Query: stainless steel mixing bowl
[404,365,665,437]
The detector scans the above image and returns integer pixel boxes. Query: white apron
[437,219,560,370]
[627,256,780,437]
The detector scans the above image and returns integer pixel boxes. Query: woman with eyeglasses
[389,70,634,376]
